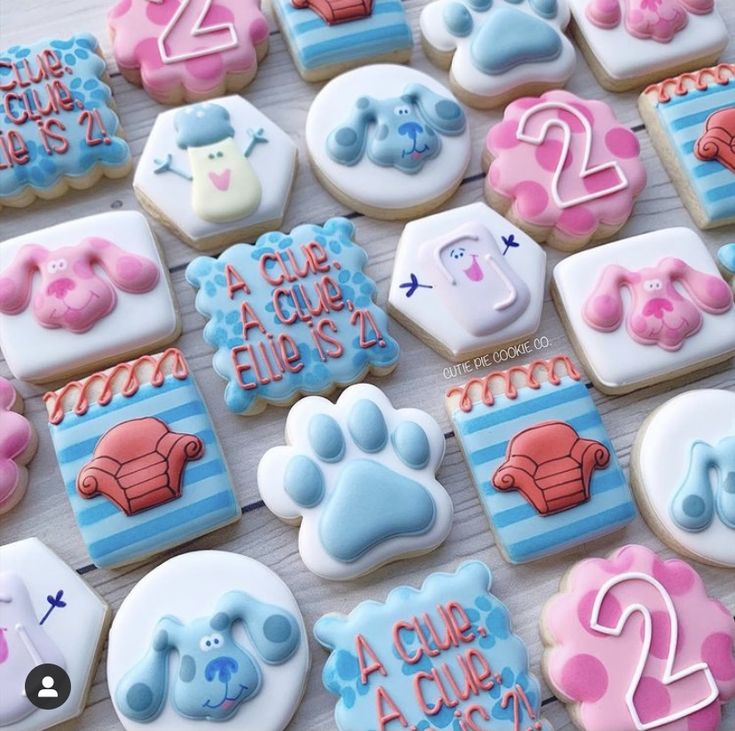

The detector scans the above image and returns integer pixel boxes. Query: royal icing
[186,218,400,415]
[641,65,735,229]
[388,203,546,361]
[0,378,35,515]
[315,561,552,731]
[542,544,735,731]
[0,537,110,731]
[305,65,471,218]
[272,0,412,81]
[485,89,646,249]
[258,383,453,580]
[43,349,240,569]
[553,228,735,393]
[108,0,269,104]
[420,0,575,107]
[0,212,179,383]
[633,389,735,569]
[445,356,636,563]
[135,97,297,250]
[719,243,735,293]
[107,551,309,731]
[0,35,131,209]
[568,0,727,87]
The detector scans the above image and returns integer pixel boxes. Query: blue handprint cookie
[315,561,552,731]
[258,383,453,579]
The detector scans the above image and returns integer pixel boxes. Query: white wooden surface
[2,1,735,728]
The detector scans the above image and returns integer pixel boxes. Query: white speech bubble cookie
[108,551,309,731]
[389,202,546,361]
[258,383,453,580]
[0,538,110,731]
[632,389,735,569]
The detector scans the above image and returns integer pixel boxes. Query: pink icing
[485,90,646,243]
[0,378,34,512]
[108,0,269,100]
[543,545,735,731]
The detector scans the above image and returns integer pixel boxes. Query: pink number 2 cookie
[542,544,735,731]
[108,0,269,105]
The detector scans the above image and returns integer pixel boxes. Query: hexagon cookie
[135,96,297,251]
[388,202,546,361]
[0,537,111,731]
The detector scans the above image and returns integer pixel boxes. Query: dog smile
[202,683,248,711]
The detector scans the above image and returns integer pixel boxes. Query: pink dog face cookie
[0,212,179,383]
[108,0,269,105]
[484,89,647,251]
[542,544,735,731]
[0,378,36,515]
[552,227,735,394]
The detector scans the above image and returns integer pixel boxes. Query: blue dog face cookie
[314,561,552,731]
[186,217,400,415]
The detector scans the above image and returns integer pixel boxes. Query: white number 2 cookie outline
[590,572,719,730]
[515,100,628,209]
[146,0,239,65]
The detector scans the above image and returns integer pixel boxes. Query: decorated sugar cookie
[0,35,131,210]
[186,218,400,415]
[108,551,309,730]
[719,244,735,294]
[552,228,735,394]
[0,537,110,731]
[388,202,546,361]
[446,355,635,564]
[632,389,735,569]
[44,349,241,568]
[640,64,735,230]
[484,89,647,251]
[108,0,269,105]
[258,383,453,580]
[305,65,471,220]
[0,212,180,383]
[542,544,735,731]
[315,561,552,731]
[272,0,412,82]
[420,0,576,109]
[135,97,297,251]
[0,378,36,515]
[567,0,728,91]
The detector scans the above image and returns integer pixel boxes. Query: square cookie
[0,212,180,383]
[44,349,241,569]
[640,63,735,229]
[552,228,735,394]
[567,0,727,91]
[446,355,636,564]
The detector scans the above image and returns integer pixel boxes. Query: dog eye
[217,151,224,158]
[56,259,67,271]
[208,153,215,160]
[393,105,410,117]
[210,632,223,647]
[449,247,465,260]
[643,279,662,292]
[199,635,216,652]
[47,261,58,274]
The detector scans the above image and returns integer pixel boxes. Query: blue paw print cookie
[420,0,576,108]
[258,383,453,580]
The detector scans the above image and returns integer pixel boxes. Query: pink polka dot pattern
[485,89,646,250]
[542,544,735,731]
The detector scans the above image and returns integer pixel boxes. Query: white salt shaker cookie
[108,551,309,731]
[305,64,471,220]
[0,538,111,731]
[258,383,453,580]
[632,389,735,569]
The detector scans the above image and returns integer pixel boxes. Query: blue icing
[185,218,399,414]
[719,243,735,274]
[0,34,130,200]
[175,102,235,149]
[314,562,551,731]
[347,399,388,452]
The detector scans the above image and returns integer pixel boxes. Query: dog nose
[204,656,239,684]
[398,121,423,140]
[642,297,673,320]
[47,277,75,299]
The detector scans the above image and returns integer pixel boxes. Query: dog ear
[78,237,160,294]
[326,96,376,166]
[215,591,300,665]
[663,257,733,315]
[0,244,47,316]
[115,616,182,722]
[671,440,716,532]
[406,83,466,137]
[582,264,632,332]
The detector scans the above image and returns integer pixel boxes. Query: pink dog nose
[642,297,673,320]
[47,278,75,299]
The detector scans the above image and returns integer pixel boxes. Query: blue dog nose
[398,122,423,140]
[204,656,239,684]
